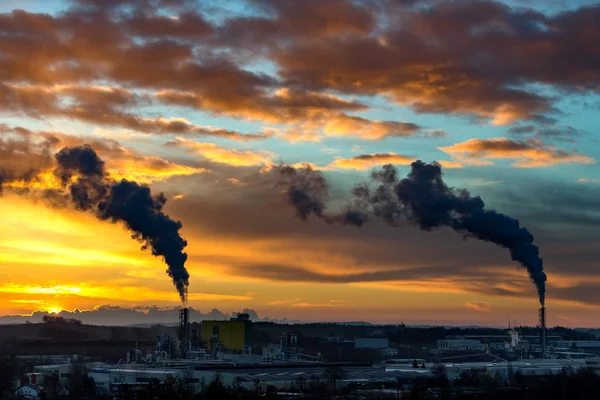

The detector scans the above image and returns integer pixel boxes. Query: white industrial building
[556,341,600,348]
[436,359,587,381]
[437,339,486,352]
[33,364,73,386]
[87,367,187,395]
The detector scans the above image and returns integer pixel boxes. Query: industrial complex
[6,306,600,399]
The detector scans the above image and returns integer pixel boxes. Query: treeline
[253,322,597,347]
[41,316,82,325]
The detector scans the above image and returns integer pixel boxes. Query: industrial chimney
[538,306,547,359]
[179,307,190,358]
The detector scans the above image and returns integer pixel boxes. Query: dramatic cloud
[323,114,423,140]
[328,153,464,170]
[1,0,600,324]
[168,137,276,167]
[1,0,599,129]
[0,125,205,189]
[329,153,416,170]
[0,84,266,140]
[439,137,595,168]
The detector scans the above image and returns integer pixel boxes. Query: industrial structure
[201,313,252,354]
[539,306,547,359]
[179,307,190,358]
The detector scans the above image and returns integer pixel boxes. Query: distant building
[201,313,252,352]
[556,341,600,349]
[87,367,185,396]
[263,343,283,360]
[381,347,399,356]
[355,338,389,349]
[25,373,44,386]
[437,339,486,352]
[33,364,72,386]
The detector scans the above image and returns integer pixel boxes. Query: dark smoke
[275,164,328,221]
[278,161,546,305]
[53,145,190,303]
[275,163,368,226]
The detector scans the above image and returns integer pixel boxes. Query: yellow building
[201,314,252,352]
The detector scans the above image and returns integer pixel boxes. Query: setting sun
[47,307,62,314]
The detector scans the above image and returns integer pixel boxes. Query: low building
[441,360,586,381]
[354,338,389,349]
[87,367,187,396]
[381,347,399,356]
[25,373,44,386]
[33,364,72,386]
[556,341,600,349]
[437,339,486,352]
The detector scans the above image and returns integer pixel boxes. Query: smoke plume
[274,163,367,226]
[39,145,189,302]
[278,161,546,305]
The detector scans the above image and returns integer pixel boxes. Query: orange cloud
[465,302,493,312]
[329,153,415,170]
[328,153,462,170]
[0,283,251,303]
[437,160,464,169]
[1,83,266,141]
[0,125,205,190]
[439,137,595,168]
[578,178,600,183]
[155,88,366,125]
[323,114,422,140]
[292,300,349,308]
[169,137,275,167]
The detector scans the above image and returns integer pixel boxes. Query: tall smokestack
[179,307,190,358]
[539,306,547,359]
[277,161,546,305]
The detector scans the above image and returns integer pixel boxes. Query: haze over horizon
[1,0,600,328]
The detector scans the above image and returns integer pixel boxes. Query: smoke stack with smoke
[53,145,190,303]
[277,161,546,306]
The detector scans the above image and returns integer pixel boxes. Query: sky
[0,0,599,327]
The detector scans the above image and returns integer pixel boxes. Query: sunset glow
[0,0,599,328]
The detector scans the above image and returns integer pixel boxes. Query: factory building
[437,339,486,352]
[33,364,73,387]
[201,313,252,353]
[556,340,600,349]
[87,367,187,396]
[354,338,389,349]
[438,359,587,381]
